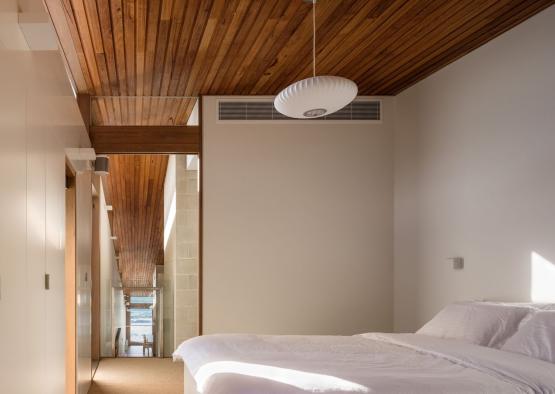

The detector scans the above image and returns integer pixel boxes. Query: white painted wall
[0,46,90,394]
[163,155,177,355]
[394,5,555,332]
[99,183,124,357]
[75,171,92,394]
[164,155,177,226]
[99,183,113,356]
[112,288,126,353]
[202,96,394,335]
[163,220,176,355]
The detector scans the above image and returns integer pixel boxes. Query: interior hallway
[89,358,183,394]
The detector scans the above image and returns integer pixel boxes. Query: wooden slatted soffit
[46,0,553,126]
[102,155,168,288]
[90,97,197,126]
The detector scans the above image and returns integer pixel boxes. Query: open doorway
[114,288,163,357]
[94,154,200,360]
[66,157,95,394]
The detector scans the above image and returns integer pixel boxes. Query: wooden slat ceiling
[91,97,197,126]
[102,154,168,287]
[45,0,554,126]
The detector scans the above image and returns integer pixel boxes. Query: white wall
[394,5,555,332]
[163,155,176,355]
[164,155,177,226]
[75,171,92,394]
[163,220,176,355]
[99,183,124,357]
[0,46,90,394]
[202,96,394,335]
[112,288,126,355]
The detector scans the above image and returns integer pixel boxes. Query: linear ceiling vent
[218,100,380,121]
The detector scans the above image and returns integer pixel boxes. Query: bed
[173,302,555,394]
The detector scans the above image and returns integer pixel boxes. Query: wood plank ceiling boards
[45,0,554,121]
[101,155,168,287]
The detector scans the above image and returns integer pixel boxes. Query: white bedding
[173,333,555,394]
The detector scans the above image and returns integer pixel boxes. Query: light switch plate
[451,257,464,270]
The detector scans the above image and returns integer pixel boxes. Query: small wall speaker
[94,155,109,176]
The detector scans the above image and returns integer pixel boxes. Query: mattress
[174,332,555,394]
[184,363,200,394]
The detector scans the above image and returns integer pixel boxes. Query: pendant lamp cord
[312,0,316,77]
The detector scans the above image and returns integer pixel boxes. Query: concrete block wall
[174,155,200,346]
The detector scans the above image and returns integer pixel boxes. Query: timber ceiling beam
[90,125,200,154]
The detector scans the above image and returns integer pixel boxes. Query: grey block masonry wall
[174,155,200,345]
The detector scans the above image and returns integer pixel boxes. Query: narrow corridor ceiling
[102,154,168,287]
[44,0,554,126]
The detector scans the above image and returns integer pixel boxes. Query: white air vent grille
[218,100,380,121]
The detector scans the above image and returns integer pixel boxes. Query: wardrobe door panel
[44,133,67,393]
[25,121,47,394]
[0,53,30,394]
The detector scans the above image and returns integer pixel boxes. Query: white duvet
[173,333,555,394]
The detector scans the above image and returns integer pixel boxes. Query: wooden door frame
[65,161,77,394]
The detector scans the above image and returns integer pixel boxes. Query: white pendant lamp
[274,0,358,119]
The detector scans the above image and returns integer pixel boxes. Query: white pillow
[501,310,555,363]
[534,303,555,311]
[492,302,555,310]
[416,302,532,348]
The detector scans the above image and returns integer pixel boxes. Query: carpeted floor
[89,358,184,394]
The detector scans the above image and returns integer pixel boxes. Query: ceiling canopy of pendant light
[274,0,358,119]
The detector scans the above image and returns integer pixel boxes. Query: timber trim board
[90,125,200,154]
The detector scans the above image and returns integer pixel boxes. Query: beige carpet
[89,358,184,394]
